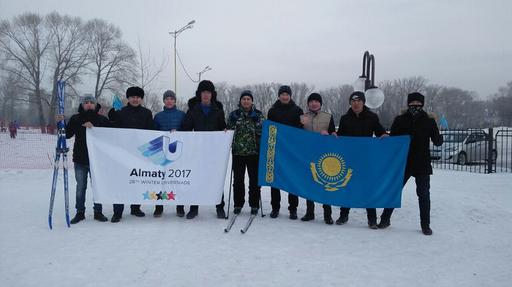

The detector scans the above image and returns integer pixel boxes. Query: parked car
[430,130,497,165]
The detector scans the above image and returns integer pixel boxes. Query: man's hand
[320,130,329,136]
[82,122,94,128]
[55,114,64,122]
[379,133,389,138]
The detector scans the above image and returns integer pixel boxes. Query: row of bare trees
[215,77,512,129]
[0,12,165,129]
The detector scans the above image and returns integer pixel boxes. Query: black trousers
[177,195,225,212]
[271,187,298,212]
[232,154,261,209]
[339,207,377,223]
[305,200,332,217]
[381,174,431,227]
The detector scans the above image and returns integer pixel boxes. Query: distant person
[378,92,443,235]
[8,121,17,139]
[55,95,112,224]
[152,90,185,217]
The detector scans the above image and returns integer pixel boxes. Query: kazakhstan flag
[258,120,410,208]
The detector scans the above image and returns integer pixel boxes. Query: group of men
[60,80,442,236]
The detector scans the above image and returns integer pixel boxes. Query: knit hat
[126,86,145,99]
[240,90,253,102]
[307,93,322,105]
[407,92,425,106]
[278,85,292,96]
[349,91,366,103]
[163,90,176,101]
[81,95,97,105]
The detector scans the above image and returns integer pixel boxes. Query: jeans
[74,163,102,213]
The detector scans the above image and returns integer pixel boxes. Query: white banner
[86,127,233,205]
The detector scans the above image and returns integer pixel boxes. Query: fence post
[487,127,494,174]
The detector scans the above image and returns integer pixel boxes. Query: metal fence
[431,127,512,173]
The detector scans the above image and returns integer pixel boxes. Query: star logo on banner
[142,191,150,200]
[156,191,162,200]
[167,192,176,200]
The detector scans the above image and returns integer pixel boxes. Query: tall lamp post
[197,65,212,82]
[169,20,195,95]
[353,51,385,109]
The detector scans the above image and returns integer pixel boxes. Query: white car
[430,130,497,165]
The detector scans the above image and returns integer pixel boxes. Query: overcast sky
[1,0,511,101]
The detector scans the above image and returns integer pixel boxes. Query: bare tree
[0,13,53,129]
[0,73,23,122]
[46,12,90,122]
[85,18,136,100]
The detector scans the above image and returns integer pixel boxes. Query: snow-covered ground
[0,168,511,287]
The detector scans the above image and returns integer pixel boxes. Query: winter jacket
[227,105,265,156]
[65,103,112,165]
[180,97,226,131]
[336,106,386,137]
[390,110,443,175]
[267,99,304,128]
[303,110,335,134]
[154,106,185,131]
[109,104,155,130]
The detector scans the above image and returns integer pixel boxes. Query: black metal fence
[431,127,512,173]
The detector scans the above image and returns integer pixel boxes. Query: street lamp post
[353,51,385,109]
[197,66,212,82]
[169,20,195,95]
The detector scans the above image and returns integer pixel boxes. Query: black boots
[270,209,279,218]
[233,207,242,215]
[216,207,226,219]
[335,213,348,225]
[111,213,122,223]
[130,207,145,217]
[422,224,433,235]
[186,206,198,219]
[289,210,298,220]
[94,212,108,222]
[176,205,185,217]
[301,213,315,221]
[70,211,85,224]
[153,205,163,218]
[377,217,391,229]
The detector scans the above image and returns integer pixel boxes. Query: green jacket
[227,105,265,156]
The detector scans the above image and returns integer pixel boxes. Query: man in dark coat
[267,85,304,220]
[110,86,155,223]
[336,91,388,229]
[56,95,112,224]
[379,92,443,235]
[179,80,227,220]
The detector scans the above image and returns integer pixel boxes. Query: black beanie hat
[408,92,425,105]
[307,93,322,105]
[240,90,254,102]
[278,85,292,97]
[126,86,145,99]
[196,80,216,98]
[349,91,365,103]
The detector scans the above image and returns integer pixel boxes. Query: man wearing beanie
[267,85,304,220]
[227,90,265,216]
[55,95,112,224]
[180,80,227,219]
[300,93,336,224]
[379,92,443,235]
[336,91,388,229]
[110,86,155,223]
[152,90,185,217]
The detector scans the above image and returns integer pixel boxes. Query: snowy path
[0,169,511,287]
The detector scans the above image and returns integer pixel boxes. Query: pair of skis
[48,81,70,229]
[224,213,258,234]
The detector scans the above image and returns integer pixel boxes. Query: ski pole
[225,169,233,219]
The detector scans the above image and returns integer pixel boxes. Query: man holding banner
[267,85,304,220]
[299,93,336,224]
[180,80,227,219]
[335,91,388,229]
[110,86,155,223]
[378,92,443,235]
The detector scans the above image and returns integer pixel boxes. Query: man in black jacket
[56,95,111,224]
[267,85,304,220]
[379,92,443,235]
[179,80,227,220]
[336,91,388,229]
[110,86,155,223]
